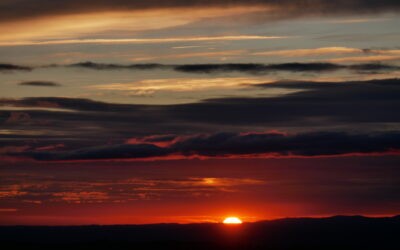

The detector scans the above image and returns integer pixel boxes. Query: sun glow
[223,217,243,224]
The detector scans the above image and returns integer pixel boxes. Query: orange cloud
[327,55,400,63]
[52,192,109,204]
[0,7,274,45]
[0,36,284,47]
[130,50,247,61]
[254,47,363,57]
[89,77,270,94]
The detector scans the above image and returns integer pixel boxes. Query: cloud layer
[1,62,399,74]
[6,131,400,161]
[1,78,399,131]
[1,0,399,23]
[1,78,400,161]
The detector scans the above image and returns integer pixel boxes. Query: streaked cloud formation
[6,131,400,161]
[1,78,400,163]
[1,0,399,23]
[1,0,400,225]
[89,77,268,94]
[1,61,399,74]
[0,35,284,47]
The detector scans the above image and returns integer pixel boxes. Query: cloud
[172,131,400,157]
[0,97,138,112]
[66,62,400,74]
[0,36,284,47]
[8,131,400,161]
[328,55,400,63]
[72,62,399,74]
[1,77,400,159]
[130,50,246,62]
[174,63,400,74]
[52,191,109,203]
[0,63,31,72]
[253,47,364,57]
[19,143,171,161]
[89,77,267,93]
[0,174,265,205]
[253,48,400,60]
[18,81,61,87]
[0,208,18,212]
[68,62,169,70]
[1,1,399,23]
[1,78,400,136]
[252,77,400,89]
[347,63,400,71]
[2,61,399,74]
[0,1,397,47]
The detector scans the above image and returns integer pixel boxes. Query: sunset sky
[1,0,400,225]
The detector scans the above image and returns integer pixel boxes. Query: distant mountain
[1,215,399,249]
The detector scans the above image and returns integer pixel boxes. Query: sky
[1,0,400,225]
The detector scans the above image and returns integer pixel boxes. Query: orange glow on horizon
[223,217,243,224]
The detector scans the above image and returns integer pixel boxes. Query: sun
[223,217,242,224]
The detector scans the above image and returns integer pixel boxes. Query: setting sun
[223,217,243,224]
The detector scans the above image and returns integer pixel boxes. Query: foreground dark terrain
[1,216,399,249]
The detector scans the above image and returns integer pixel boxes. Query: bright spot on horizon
[223,217,242,224]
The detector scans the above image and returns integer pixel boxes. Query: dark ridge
[0,215,398,249]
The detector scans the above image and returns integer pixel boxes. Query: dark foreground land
[1,215,399,249]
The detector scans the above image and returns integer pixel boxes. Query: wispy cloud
[326,18,391,24]
[89,77,268,94]
[0,35,285,47]
[1,0,399,23]
[0,176,265,204]
[328,55,400,63]
[253,47,363,57]
[253,47,400,64]
[130,50,247,61]
[0,6,273,44]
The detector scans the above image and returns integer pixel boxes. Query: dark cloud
[23,143,171,161]
[172,131,400,157]
[252,78,400,89]
[167,78,400,125]
[68,62,400,74]
[1,78,400,134]
[174,63,270,74]
[1,77,400,158]
[0,97,141,112]
[64,62,400,74]
[175,63,400,74]
[0,63,31,72]
[348,63,400,72]
[2,61,399,74]
[174,63,346,74]
[68,62,399,74]
[8,131,400,161]
[1,0,399,23]
[18,81,61,87]
[69,62,170,70]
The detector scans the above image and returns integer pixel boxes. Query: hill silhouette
[1,215,399,249]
